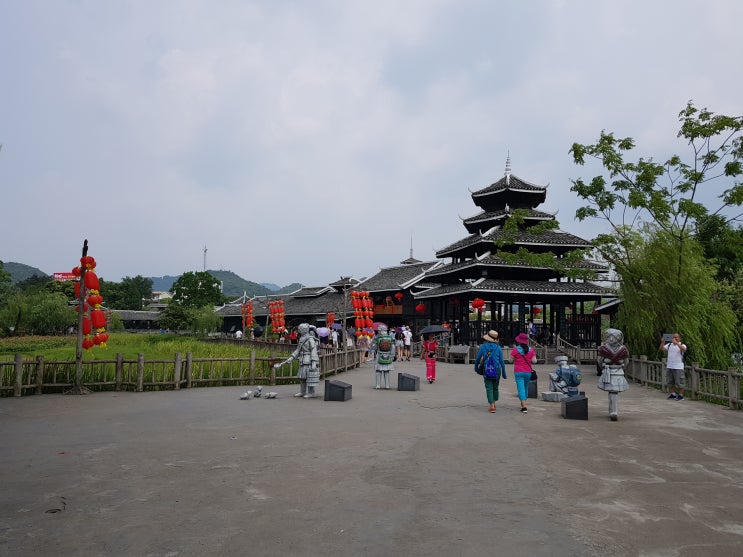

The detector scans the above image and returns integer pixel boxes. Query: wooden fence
[625,355,743,410]
[0,348,363,397]
[555,335,598,364]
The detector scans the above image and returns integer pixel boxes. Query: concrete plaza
[2,358,743,556]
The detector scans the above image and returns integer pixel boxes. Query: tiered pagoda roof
[417,156,611,301]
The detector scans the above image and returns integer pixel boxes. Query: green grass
[0,333,266,361]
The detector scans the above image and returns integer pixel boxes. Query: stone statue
[274,323,320,398]
[372,324,395,389]
[596,328,630,421]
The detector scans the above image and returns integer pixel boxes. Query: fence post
[137,353,144,392]
[35,355,44,395]
[185,352,193,388]
[690,362,699,400]
[727,368,736,409]
[14,353,23,397]
[115,353,123,391]
[173,353,182,390]
[638,355,647,386]
[250,350,256,384]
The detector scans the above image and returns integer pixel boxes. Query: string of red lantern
[351,291,374,337]
[241,301,254,331]
[268,300,286,335]
[71,254,108,351]
[327,312,335,326]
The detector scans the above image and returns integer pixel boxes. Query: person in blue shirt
[474,330,506,413]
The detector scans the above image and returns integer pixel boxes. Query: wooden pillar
[174,352,182,390]
[35,355,44,395]
[137,353,144,392]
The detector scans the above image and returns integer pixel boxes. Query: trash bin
[528,378,538,399]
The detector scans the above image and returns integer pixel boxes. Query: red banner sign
[53,272,78,282]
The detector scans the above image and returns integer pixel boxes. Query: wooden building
[411,157,613,346]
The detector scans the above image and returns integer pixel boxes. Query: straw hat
[482,330,499,343]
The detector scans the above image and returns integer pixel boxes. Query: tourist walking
[474,330,506,413]
[395,328,405,361]
[357,333,371,362]
[660,332,687,400]
[422,333,439,383]
[510,333,537,414]
[403,326,413,360]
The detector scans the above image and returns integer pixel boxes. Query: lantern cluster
[241,302,254,331]
[471,298,486,312]
[72,255,108,350]
[268,300,285,334]
[351,291,374,337]
[326,312,335,327]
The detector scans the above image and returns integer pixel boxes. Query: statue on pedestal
[274,323,320,398]
[597,328,630,421]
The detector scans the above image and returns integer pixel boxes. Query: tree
[570,102,743,366]
[170,271,224,308]
[158,303,192,332]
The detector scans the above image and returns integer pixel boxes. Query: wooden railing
[625,355,743,410]
[0,348,363,397]
[555,335,598,364]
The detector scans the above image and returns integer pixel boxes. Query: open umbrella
[316,327,330,337]
[420,324,449,335]
[330,323,343,330]
[372,322,387,331]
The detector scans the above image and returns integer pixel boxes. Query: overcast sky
[1,0,741,287]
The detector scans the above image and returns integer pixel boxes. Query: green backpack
[377,335,394,364]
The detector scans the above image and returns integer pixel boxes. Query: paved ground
[2,357,743,557]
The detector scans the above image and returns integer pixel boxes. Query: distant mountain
[2,262,50,284]
[1,261,302,298]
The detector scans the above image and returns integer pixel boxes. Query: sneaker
[676,395,684,401]
[520,407,528,414]
[667,393,678,400]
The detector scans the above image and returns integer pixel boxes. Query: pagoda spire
[505,153,512,185]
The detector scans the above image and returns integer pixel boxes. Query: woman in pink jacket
[510,333,537,414]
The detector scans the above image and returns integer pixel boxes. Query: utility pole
[203,245,207,272]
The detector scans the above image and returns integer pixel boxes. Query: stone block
[397,373,420,391]
[541,391,566,402]
[561,394,588,420]
[324,379,352,401]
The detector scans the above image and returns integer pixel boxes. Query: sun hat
[515,333,530,345]
[482,330,499,343]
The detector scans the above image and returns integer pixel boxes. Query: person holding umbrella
[421,333,438,383]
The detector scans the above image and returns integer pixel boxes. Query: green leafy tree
[0,261,11,305]
[170,271,224,308]
[696,215,743,282]
[570,101,743,366]
[158,303,192,332]
[26,292,77,335]
[190,305,223,334]
[614,228,736,369]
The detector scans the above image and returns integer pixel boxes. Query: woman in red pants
[422,333,438,383]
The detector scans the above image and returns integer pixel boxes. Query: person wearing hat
[474,330,506,413]
[510,332,537,414]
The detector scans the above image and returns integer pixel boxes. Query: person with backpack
[660,332,687,401]
[474,330,506,413]
[372,324,395,389]
[510,333,537,414]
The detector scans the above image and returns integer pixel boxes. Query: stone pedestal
[324,379,352,401]
[561,394,588,420]
[397,373,420,391]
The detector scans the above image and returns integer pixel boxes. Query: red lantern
[82,317,92,336]
[84,271,100,292]
[533,307,542,315]
[471,298,485,310]
[82,338,95,350]
[415,303,426,314]
[87,294,103,307]
[91,309,107,330]
[394,292,403,302]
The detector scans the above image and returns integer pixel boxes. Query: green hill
[2,262,50,284]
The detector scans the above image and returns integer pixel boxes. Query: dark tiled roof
[423,254,608,278]
[110,310,161,321]
[413,279,614,299]
[357,262,438,292]
[436,229,592,258]
[471,174,546,196]
[462,208,554,229]
[217,291,348,318]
